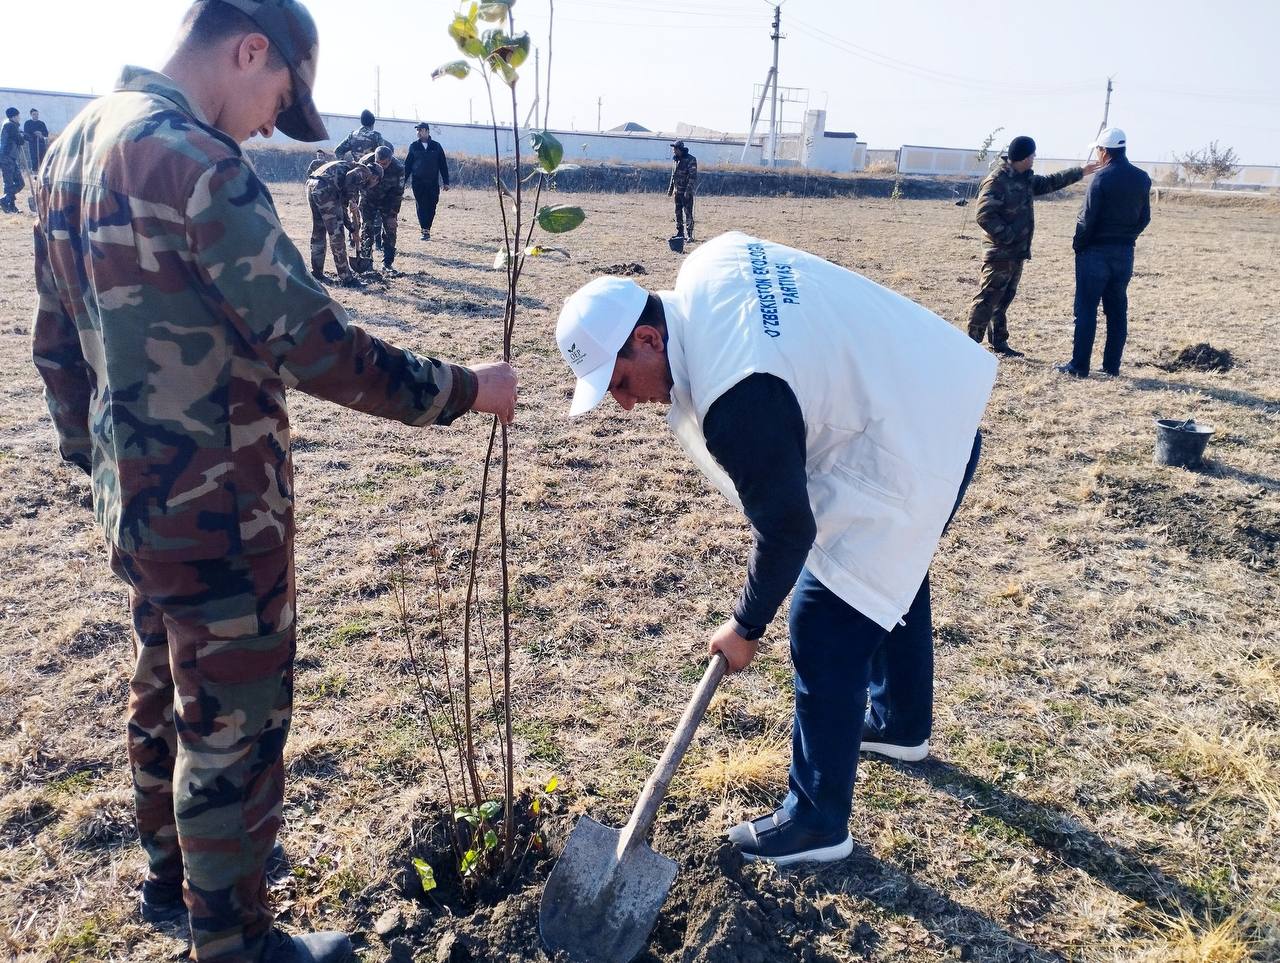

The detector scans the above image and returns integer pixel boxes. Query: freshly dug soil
[383,804,844,962]
[1154,342,1235,373]
[1100,474,1278,571]
[591,262,648,276]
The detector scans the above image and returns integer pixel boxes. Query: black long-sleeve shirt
[703,373,815,639]
[404,138,450,188]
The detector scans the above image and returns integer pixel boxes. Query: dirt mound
[591,262,648,276]
[381,806,838,962]
[1155,342,1234,373]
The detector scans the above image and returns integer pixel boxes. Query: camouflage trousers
[358,201,400,267]
[673,190,694,238]
[347,195,362,252]
[110,544,295,963]
[966,258,1025,346]
[0,156,22,205]
[307,180,352,280]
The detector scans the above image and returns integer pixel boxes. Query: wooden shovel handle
[617,654,728,858]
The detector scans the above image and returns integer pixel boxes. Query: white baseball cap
[556,276,650,416]
[1091,127,1127,150]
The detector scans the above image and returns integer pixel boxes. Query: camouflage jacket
[308,159,375,206]
[975,160,1084,261]
[669,153,697,195]
[305,156,329,176]
[31,67,477,561]
[0,119,23,161]
[335,124,389,161]
[359,154,405,212]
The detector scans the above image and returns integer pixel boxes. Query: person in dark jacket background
[403,122,450,240]
[24,108,50,171]
[967,135,1097,355]
[1058,127,1152,377]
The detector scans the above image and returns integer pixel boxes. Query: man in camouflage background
[356,145,404,273]
[0,106,25,213]
[305,147,329,176]
[29,2,517,961]
[335,109,390,252]
[668,139,698,241]
[967,135,1097,355]
[307,156,381,285]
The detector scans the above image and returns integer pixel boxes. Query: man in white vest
[556,232,997,865]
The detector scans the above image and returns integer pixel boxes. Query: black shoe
[727,809,852,867]
[860,722,929,761]
[338,275,363,288]
[420,231,430,241]
[310,269,328,284]
[1056,363,1088,378]
[1102,366,1120,376]
[992,343,1024,357]
[262,929,352,963]
[686,232,695,242]
[140,882,186,933]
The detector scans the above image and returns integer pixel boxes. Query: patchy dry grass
[1,182,1277,961]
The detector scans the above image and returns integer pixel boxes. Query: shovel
[539,653,728,963]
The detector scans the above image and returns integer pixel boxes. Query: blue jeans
[782,432,981,834]
[1071,244,1134,374]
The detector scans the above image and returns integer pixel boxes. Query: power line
[787,17,1096,95]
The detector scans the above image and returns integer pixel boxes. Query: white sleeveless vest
[661,232,997,630]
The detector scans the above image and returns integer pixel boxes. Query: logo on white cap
[556,276,650,416]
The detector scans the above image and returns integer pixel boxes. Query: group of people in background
[0,106,49,213]
[966,128,1152,377]
[304,109,451,286]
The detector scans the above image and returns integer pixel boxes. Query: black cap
[670,140,685,149]
[1007,135,1036,163]
[4,107,18,119]
[414,122,430,130]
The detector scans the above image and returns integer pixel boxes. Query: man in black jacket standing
[1059,127,1152,377]
[24,109,50,171]
[404,122,450,240]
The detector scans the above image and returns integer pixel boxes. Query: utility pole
[741,5,783,166]
[767,4,782,167]
[1098,76,1114,133]
[597,97,602,132]
[375,66,381,117]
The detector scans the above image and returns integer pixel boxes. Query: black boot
[262,929,352,962]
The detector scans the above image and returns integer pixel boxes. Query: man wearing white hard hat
[1058,127,1152,377]
[556,233,996,865]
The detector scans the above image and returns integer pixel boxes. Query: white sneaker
[860,736,929,762]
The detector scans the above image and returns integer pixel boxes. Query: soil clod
[591,262,648,276]
[1155,342,1234,372]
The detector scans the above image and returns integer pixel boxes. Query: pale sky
[4,0,1278,165]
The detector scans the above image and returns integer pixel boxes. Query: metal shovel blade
[539,815,678,963]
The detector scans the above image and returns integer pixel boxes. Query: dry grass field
[0,181,1277,963]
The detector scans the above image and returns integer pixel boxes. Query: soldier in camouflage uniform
[29,2,517,961]
[668,139,698,241]
[305,147,329,176]
[307,158,381,285]
[356,146,404,272]
[967,135,1097,355]
[0,106,24,213]
[335,110,390,252]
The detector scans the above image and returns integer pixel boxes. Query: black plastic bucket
[667,235,685,254]
[1153,418,1214,469]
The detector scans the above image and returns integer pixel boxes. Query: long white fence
[897,143,1280,190]
[4,85,1275,188]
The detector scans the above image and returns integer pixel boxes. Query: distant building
[608,122,651,133]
